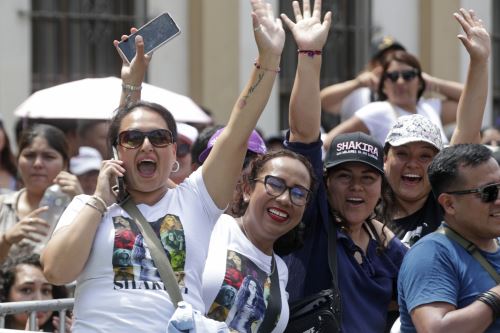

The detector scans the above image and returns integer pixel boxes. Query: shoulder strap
[437,225,500,284]
[327,210,342,325]
[258,255,281,333]
[121,197,184,307]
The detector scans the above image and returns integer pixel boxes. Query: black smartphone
[117,12,181,64]
[112,146,127,202]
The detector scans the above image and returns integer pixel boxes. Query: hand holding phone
[112,147,127,202]
[117,12,181,64]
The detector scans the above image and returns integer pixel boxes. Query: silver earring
[172,160,180,173]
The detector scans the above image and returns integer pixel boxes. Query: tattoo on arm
[238,72,265,109]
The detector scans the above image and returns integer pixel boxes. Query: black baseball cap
[324,132,384,175]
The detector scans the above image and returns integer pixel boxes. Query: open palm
[281,0,332,50]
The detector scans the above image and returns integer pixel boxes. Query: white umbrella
[14,77,211,124]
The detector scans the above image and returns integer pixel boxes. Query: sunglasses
[385,69,418,83]
[176,141,191,158]
[446,183,500,203]
[117,129,174,149]
[253,175,311,206]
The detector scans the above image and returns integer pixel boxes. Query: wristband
[297,49,322,58]
[477,291,500,320]
[254,61,280,74]
[121,83,142,92]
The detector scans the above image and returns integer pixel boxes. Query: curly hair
[231,149,317,256]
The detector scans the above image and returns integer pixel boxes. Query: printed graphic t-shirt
[202,214,289,333]
[54,168,223,333]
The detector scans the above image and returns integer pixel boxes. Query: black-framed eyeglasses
[253,175,311,206]
[446,183,500,203]
[117,129,174,149]
[176,141,191,158]
[385,69,418,83]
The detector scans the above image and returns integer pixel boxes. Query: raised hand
[250,0,285,57]
[454,8,490,62]
[280,0,332,50]
[113,28,151,86]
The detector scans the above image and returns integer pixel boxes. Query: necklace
[239,217,275,276]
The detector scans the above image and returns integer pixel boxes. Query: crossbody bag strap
[258,255,281,333]
[121,197,184,307]
[327,210,342,325]
[438,225,500,284]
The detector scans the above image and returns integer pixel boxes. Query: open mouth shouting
[137,159,157,177]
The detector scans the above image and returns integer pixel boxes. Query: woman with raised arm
[383,8,490,246]
[200,3,327,332]
[282,1,408,332]
[323,50,464,150]
[41,1,283,332]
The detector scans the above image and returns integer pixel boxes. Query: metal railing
[0,298,74,333]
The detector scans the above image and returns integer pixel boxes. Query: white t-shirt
[340,87,372,122]
[54,167,223,333]
[355,99,449,145]
[202,214,289,333]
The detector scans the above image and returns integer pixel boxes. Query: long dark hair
[232,150,316,256]
[1,254,68,331]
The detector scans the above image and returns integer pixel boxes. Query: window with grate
[493,2,500,127]
[278,0,371,131]
[30,0,145,92]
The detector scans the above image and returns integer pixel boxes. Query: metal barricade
[0,298,74,332]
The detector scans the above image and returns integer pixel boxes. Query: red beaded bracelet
[254,61,280,74]
[298,49,322,58]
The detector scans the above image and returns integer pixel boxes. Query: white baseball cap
[70,146,102,175]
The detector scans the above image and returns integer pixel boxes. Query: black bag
[285,289,341,333]
[285,212,342,333]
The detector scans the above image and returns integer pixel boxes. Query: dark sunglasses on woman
[385,69,418,83]
[117,129,174,149]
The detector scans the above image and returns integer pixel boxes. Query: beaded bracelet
[298,49,322,58]
[254,61,280,74]
[477,290,500,320]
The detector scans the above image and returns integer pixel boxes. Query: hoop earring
[171,160,180,173]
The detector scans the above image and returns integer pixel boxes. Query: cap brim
[324,159,384,175]
[387,137,441,151]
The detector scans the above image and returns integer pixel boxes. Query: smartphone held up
[117,12,181,64]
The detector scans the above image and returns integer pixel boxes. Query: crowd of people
[0,1,498,332]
